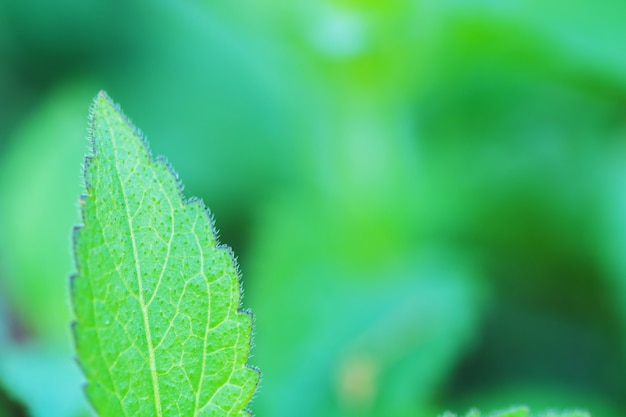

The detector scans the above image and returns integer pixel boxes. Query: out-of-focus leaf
[0,345,87,417]
[0,385,27,417]
[447,382,622,417]
[459,407,530,417]
[537,412,590,417]
[0,80,96,417]
[0,299,28,417]
[72,92,259,416]
[443,406,590,417]
[0,80,96,343]
[246,196,485,417]
[100,1,300,227]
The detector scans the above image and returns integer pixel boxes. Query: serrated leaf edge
[70,90,260,416]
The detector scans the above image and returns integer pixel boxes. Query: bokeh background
[1,1,626,416]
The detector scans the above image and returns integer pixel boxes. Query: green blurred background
[1,1,626,416]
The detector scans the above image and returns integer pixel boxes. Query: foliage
[2,1,626,416]
[71,92,258,416]
[441,406,590,417]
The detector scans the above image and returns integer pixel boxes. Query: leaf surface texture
[72,91,258,416]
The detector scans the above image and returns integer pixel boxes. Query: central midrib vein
[107,115,163,417]
[192,210,210,416]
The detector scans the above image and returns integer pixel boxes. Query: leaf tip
[92,89,117,114]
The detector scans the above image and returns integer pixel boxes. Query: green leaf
[72,91,259,416]
[488,406,531,417]
[441,407,590,417]
[535,412,591,417]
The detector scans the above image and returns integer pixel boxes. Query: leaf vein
[193,208,212,417]
[106,116,163,417]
